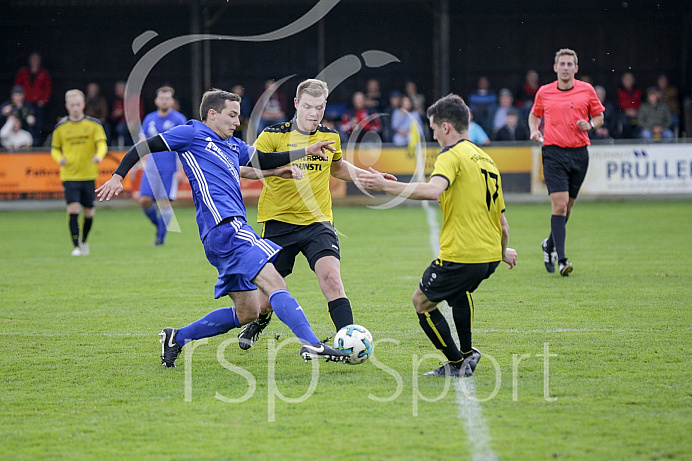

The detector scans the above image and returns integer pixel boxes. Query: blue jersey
[160,120,256,240]
[140,110,187,173]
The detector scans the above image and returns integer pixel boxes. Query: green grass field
[1,200,691,460]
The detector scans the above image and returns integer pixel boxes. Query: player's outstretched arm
[330,159,397,182]
[247,141,335,170]
[355,167,445,200]
[240,165,303,180]
[96,173,124,201]
[95,135,168,201]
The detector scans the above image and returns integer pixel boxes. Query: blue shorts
[203,217,281,298]
[139,169,178,201]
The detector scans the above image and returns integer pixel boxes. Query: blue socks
[156,207,173,243]
[143,205,158,226]
[269,289,319,345]
[174,291,320,347]
[175,307,241,345]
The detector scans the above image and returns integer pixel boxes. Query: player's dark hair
[199,88,241,121]
[426,93,470,133]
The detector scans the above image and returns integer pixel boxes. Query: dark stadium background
[2,0,691,135]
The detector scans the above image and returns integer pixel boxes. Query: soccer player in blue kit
[97,89,349,366]
[137,86,187,246]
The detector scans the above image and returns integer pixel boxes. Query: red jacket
[617,86,642,112]
[14,66,52,105]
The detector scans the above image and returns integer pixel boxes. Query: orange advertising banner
[1,146,524,200]
[0,151,347,200]
[0,151,134,199]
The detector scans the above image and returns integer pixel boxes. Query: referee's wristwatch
[589,121,595,130]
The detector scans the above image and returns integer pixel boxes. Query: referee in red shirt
[529,49,605,276]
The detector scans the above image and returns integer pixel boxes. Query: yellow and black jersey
[430,139,505,264]
[51,116,107,181]
[255,120,342,225]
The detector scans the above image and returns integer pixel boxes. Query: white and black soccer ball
[333,324,373,365]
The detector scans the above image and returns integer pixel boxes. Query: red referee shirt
[531,80,605,148]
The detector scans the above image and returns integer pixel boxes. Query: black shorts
[262,220,340,277]
[63,180,96,208]
[542,145,589,198]
[419,259,500,304]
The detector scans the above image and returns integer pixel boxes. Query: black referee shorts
[63,180,96,208]
[541,145,589,198]
[262,220,340,277]
[419,258,500,304]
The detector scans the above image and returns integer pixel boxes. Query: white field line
[422,200,499,461]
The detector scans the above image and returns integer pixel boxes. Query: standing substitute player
[529,49,604,276]
[137,86,187,246]
[236,79,395,349]
[51,89,107,256]
[97,89,348,366]
[357,94,517,377]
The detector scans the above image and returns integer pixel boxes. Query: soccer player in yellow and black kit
[357,94,518,377]
[237,79,396,349]
[51,89,107,256]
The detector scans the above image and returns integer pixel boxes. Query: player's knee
[320,270,345,296]
[552,202,568,215]
[412,290,430,313]
[237,308,259,325]
[140,196,153,208]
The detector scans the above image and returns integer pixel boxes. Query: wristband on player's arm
[114,135,168,178]
[246,148,310,170]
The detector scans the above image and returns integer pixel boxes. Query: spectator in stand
[616,72,642,138]
[257,79,288,134]
[391,95,424,147]
[467,111,490,146]
[657,74,680,133]
[494,108,529,142]
[516,69,540,118]
[468,76,497,134]
[364,78,386,112]
[109,81,143,146]
[590,85,618,140]
[84,82,109,129]
[488,88,515,136]
[638,87,674,141]
[382,90,402,143]
[340,91,381,143]
[1,86,36,133]
[1,114,33,150]
[13,52,52,145]
[405,80,426,117]
[231,84,252,141]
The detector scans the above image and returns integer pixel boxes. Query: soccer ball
[334,324,373,365]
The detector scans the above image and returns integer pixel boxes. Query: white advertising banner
[580,144,692,195]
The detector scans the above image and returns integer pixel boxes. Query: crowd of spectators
[0,51,686,151]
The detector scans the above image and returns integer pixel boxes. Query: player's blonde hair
[156,86,175,97]
[296,79,329,100]
[65,89,85,102]
[554,48,578,66]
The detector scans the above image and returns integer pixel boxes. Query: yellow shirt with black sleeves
[430,139,505,264]
[51,116,107,181]
[255,120,342,225]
